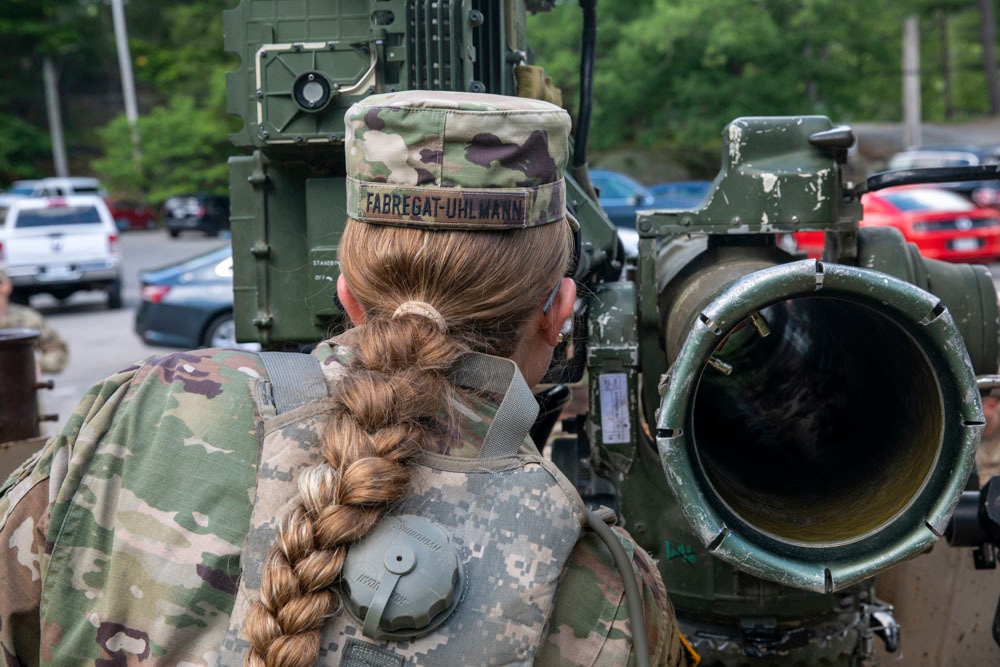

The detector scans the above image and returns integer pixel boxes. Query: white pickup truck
[0,195,123,308]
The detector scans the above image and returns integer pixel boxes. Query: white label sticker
[599,373,631,444]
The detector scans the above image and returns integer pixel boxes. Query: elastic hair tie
[392,300,448,333]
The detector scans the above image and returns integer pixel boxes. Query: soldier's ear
[541,277,575,347]
[0,280,10,297]
[337,274,366,325]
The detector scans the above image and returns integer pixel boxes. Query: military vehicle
[221,1,1000,664]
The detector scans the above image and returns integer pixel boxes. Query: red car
[106,198,159,231]
[793,186,1000,262]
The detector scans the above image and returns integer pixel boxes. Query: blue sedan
[589,169,661,228]
[589,169,710,258]
[135,245,259,350]
[648,180,712,207]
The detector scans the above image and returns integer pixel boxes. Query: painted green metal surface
[655,259,983,592]
[230,155,347,345]
[586,281,640,478]
[225,1,621,347]
[636,117,860,237]
[856,225,1000,375]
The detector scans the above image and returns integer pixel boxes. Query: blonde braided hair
[242,218,572,666]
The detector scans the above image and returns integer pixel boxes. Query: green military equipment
[224,1,1000,663]
[223,0,620,347]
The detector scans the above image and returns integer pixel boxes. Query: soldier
[0,265,68,374]
[0,92,686,666]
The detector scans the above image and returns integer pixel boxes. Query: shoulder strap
[258,350,536,459]
[257,351,327,413]
[448,353,539,459]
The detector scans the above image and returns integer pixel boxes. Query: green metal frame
[655,259,982,592]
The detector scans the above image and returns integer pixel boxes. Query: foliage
[0,0,235,198]
[0,0,110,184]
[92,86,231,203]
[528,0,998,176]
[0,117,51,182]
[89,0,236,201]
[921,6,999,119]
[2,0,999,189]
[128,0,236,97]
[0,0,106,63]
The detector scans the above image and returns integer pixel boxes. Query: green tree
[90,0,236,201]
[4,0,999,189]
[0,0,109,183]
[129,0,235,98]
[93,88,230,203]
[0,117,51,181]
[528,0,996,176]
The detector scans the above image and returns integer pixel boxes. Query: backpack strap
[256,350,536,459]
[449,352,539,459]
[257,351,328,413]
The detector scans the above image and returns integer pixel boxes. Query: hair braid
[243,218,571,666]
[243,318,461,666]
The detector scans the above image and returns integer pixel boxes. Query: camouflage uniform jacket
[0,303,68,374]
[0,341,685,666]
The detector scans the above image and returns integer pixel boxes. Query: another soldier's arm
[34,316,69,374]
[539,524,687,667]
[0,365,139,664]
[0,476,48,664]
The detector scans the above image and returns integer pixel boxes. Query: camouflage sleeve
[538,524,686,666]
[1,349,265,664]
[0,364,139,664]
[34,315,69,374]
[0,479,49,664]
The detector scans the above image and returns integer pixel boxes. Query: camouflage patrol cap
[345,90,572,231]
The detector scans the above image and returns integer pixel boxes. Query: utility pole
[979,0,1000,115]
[939,12,953,120]
[42,56,69,178]
[110,0,141,163]
[902,16,922,150]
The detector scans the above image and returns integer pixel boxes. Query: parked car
[788,230,826,259]
[162,194,231,238]
[886,146,1000,208]
[0,177,156,232]
[108,199,159,231]
[792,185,1000,262]
[590,169,703,257]
[589,169,662,228]
[648,180,713,207]
[0,180,42,209]
[14,176,108,199]
[0,195,123,308]
[135,245,259,349]
[4,176,108,198]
